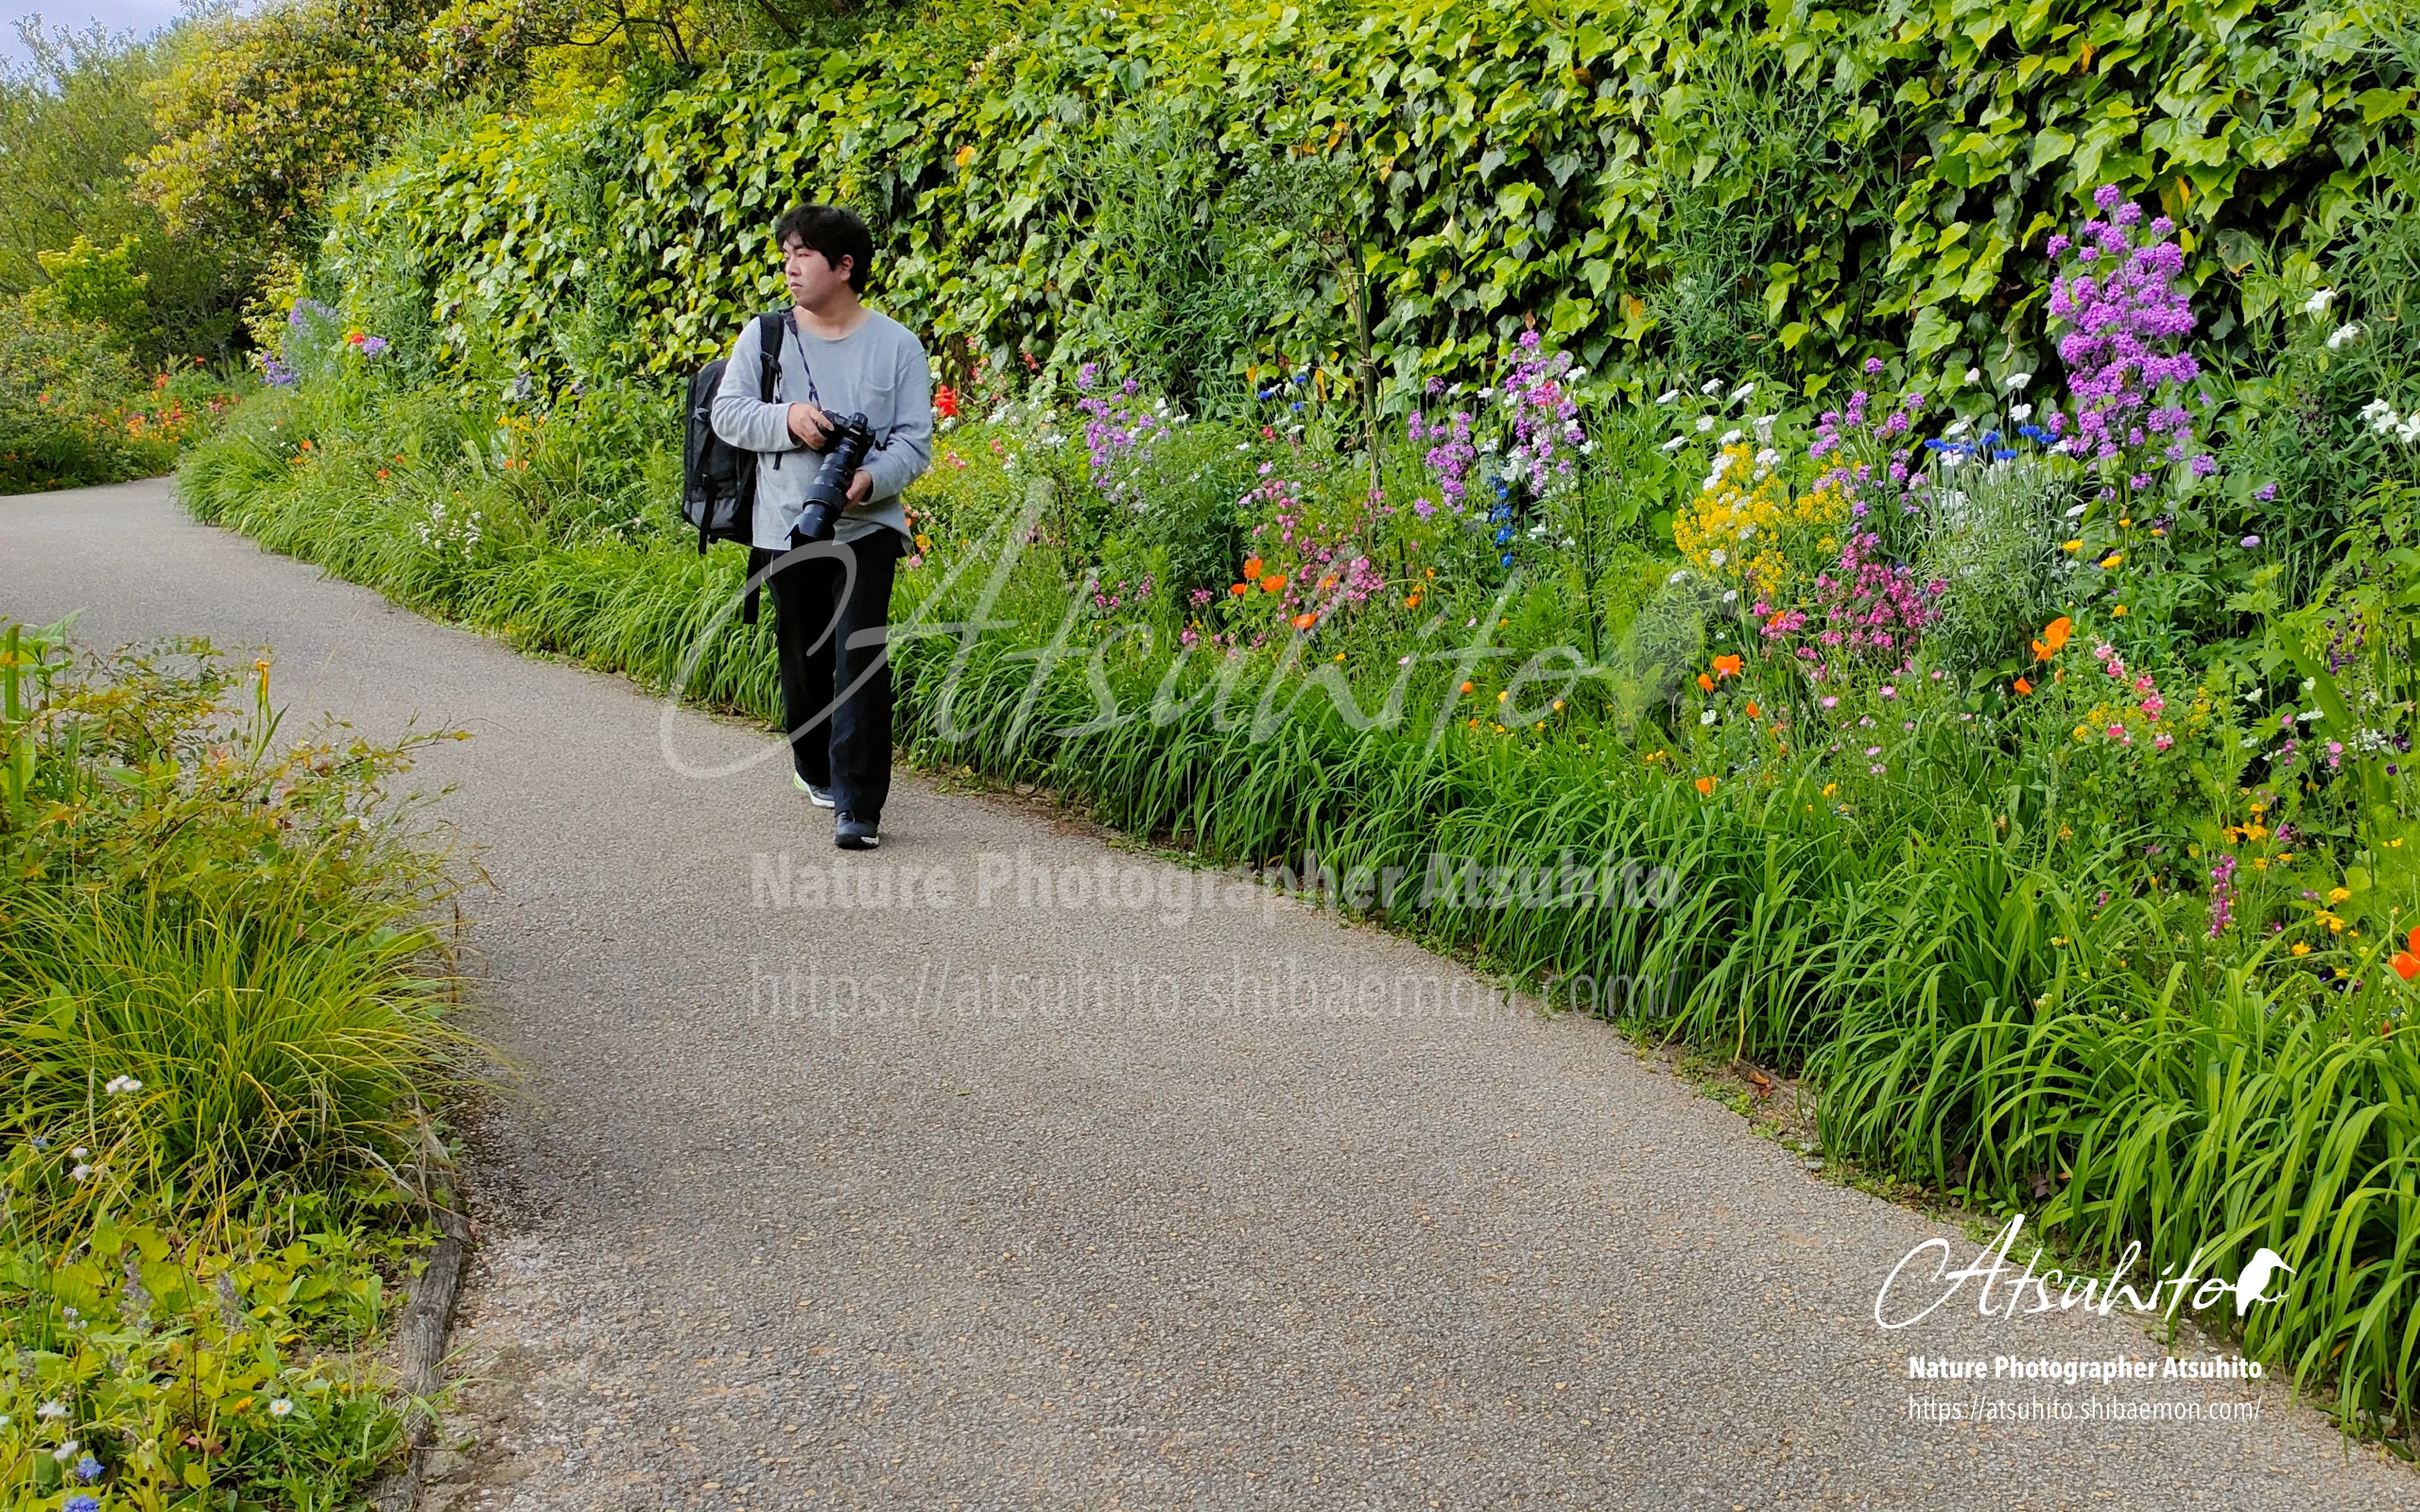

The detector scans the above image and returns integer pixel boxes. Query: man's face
[781,236,851,307]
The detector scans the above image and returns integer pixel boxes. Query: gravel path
[6,478,2412,1510]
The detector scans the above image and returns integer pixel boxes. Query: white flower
[69,1145,87,1160]
[1700,378,1723,396]
[1720,428,1744,445]
[1660,436,1686,453]
[1729,382,1755,403]
[1656,389,1681,405]
[2003,372,2031,392]
[1695,416,1715,433]
[2400,416,2420,445]
[1567,367,1588,381]
[70,1163,92,1181]
[1721,589,1738,603]
[2328,322,2363,350]
[1754,447,1781,469]
[36,1400,66,1421]
[1667,569,1689,584]
[1701,710,1719,725]
[51,1439,77,1461]
[1964,367,1980,384]
[1945,417,1972,438]
[1707,549,1728,567]
[2010,404,2032,422]
[2064,503,2087,518]
[2305,288,2336,316]
[269,1399,294,1418]
[105,1075,142,1095]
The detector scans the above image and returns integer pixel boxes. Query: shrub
[0,620,467,1226]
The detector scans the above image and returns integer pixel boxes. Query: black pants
[757,528,903,819]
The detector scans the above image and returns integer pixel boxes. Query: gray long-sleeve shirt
[709,308,932,549]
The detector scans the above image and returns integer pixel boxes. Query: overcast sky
[2,0,202,66]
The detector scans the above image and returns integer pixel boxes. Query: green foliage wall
[324,0,2419,401]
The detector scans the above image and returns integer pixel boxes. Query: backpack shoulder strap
[757,310,787,402]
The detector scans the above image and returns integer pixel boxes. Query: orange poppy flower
[1712,654,1743,678]
[1261,574,1286,593]
[1291,612,1317,629]
[1243,557,1264,578]
[2394,927,2420,982]
[1694,776,1717,796]
[1744,701,1760,719]
[1697,674,1715,693]
[2014,677,2033,696]
[1229,583,1247,596]
[2031,616,2073,662]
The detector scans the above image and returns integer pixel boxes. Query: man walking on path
[711,202,933,850]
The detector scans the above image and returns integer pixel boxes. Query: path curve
[5,479,2410,1509]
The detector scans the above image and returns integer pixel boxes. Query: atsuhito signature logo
[1876,1214,2294,1330]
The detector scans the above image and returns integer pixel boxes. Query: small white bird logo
[2234,1249,2295,1314]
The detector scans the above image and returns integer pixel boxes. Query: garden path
[6,478,2414,1510]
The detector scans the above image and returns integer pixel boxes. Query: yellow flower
[2292,942,2311,956]
[1671,444,1847,585]
[2100,553,2124,569]
[2329,886,2352,903]
[2063,539,2083,552]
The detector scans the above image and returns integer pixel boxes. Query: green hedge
[322,0,2415,400]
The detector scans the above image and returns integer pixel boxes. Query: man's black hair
[774,204,873,295]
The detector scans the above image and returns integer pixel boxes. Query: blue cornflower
[2017,424,2046,441]
[67,1497,100,1512]
[1290,401,1304,412]
[1256,387,1278,400]
[1500,552,1515,567]
[75,1455,103,1483]
[1494,481,1510,497]
[1994,448,2017,460]
[1495,525,1514,544]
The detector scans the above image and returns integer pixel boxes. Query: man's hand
[845,468,874,505]
[786,403,833,449]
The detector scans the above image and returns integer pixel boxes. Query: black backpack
[683,308,789,624]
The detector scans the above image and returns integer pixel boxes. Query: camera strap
[784,314,824,410]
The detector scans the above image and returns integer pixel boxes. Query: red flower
[934,384,959,420]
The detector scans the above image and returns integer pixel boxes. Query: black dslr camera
[791,412,875,544]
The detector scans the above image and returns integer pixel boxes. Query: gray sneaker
[835,811,879,850]
[793,772,835,808]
